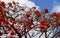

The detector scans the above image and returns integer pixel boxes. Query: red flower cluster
[35,10,41,17]
[8,2,13,8]
[44,8,48,13]
[0,15,4,22]
[10,31,16,35]
[0,1,5,8]
[25,11,31,17]
[18,19,24,24]
[57,12,60,17]
[15,27,20,33]
[12,1,16,5]
[26,20,32,26]
[39,20,50,29]
[57,20,60,24]
[50,12,57,17]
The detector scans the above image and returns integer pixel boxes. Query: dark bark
[45,31,48,38]
[45,29,48,38]
[24,28,27,38]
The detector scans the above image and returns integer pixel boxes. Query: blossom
[0,1,5,8]
[39,25,45,29]
[25,11,31,17]
[12,1,16,5]
[35,10,41,17]
[18,19,23,24]
[50,12,57,17]
[39,20,47,24]
[26,20,32,26]
[10,31,16,35]
[8,2,13,8]
[0,15,4,21]
[44,8,48,13]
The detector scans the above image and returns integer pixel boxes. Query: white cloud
[52,1,60,12]
[0,0,38,8]
[52,5,60,12]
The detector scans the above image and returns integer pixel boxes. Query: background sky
[29,0,60,14]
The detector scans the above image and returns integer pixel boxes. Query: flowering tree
[0,1,60,38]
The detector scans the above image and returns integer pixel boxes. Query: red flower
[0,2,5,8]
[39,25,45,29]
[45,23,50,28]
[10,31,16,35]
[57,12,60,17]
[57,20,60,24]
[26,20,32,26]
[12,1,16,4]
[25,11,31,17]
[9,18,13,22]
[14,20,17,24]
[19,19,23,24]
[39,20,47,24]
[2,9,6,13]
[50,12,57,17]
[8,2,13,8]
[8,2,12,6]
[15,27,20,32]
[0,7,6,13]
[39,20,50,28]
[44,8,48,13]
[23,23,27,27]
[35,10,41,17]
[0,15,4,21]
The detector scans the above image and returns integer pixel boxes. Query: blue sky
[29,0,60,13]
